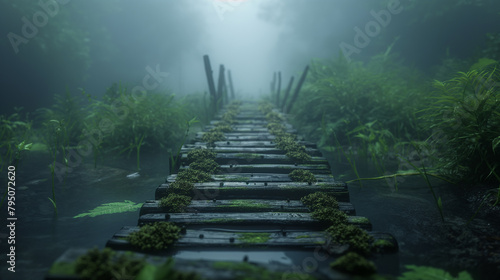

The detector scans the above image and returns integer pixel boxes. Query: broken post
[203,55,217,113]
[285,65,309,114]
[281,76,294,112]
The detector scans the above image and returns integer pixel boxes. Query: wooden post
[270,72,276,95]
[203,55,217,113]
[217,64,226,109]
[228,70,235,100]
[281,76,294,112]
[276,71,282,107]
[285,65,309,114]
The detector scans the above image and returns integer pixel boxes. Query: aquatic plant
[330,252,376,276]
[289,169,316,184]
[73,200,142,218]
[170,117,199,174]
[74,248,145,280]
[422,68,500,183]
[398,265,473,280]
[326,223,374,256]
[160,194,192,212]
[128,222,181,251]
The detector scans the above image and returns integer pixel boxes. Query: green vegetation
[73,200,142,218]
[311,207,348,226]
[136,258,201,280]
[160,194,192,212]
[330,252,376,276]
[212,261,317,280]
[128,222,181,251]
[217,200,268,209]
[398,265,473,280]
[237,232,271,244]
[301,192,339,211]
[167,181,195,196]
[189,158,219,174]
[74,248,145,280]
[326,224,374,256]
[176,168,212,183]
[289,169,316,184]
[186,148,216,163]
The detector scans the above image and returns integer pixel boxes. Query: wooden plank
[191,140,318,148]
[140,200,356,215]
[166,173,336,183]
[138,212,372,230]
[180,153,327,164]
[214,164,331,174]
[196,134,276,141]
[155,181,350,201]
[47,248,350,280]
[203,126,296,134]
[181,145,323,156]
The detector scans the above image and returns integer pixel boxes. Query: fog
[1,0,499,113]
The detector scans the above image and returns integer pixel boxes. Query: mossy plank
[180,153,328,165]
[156,181,350,202]
[166,173,336,184]
[138,212,371,230]
[192,140,318,149]
[140,199,356,215]
[181,145,323,156]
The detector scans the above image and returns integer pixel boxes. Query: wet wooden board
[181,145,323,156]
[203,126,296,134]
[166,173,337,183]
[180,153,327,164]
[140,200,356,215]
[196,134,277,141]
[107,227,396,253]
[192,140,318,148]
[137,212,372,230]
[46,248,349,280]
[155,182,350,201]
[179,164,331,175]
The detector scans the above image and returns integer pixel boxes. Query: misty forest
[1,0,500,280]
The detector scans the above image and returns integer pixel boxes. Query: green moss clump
[74,248,145,280]
[275,135,297,150]
[168,180,195,196]
[274,134,311,163]
[218,200,268,209]
[176,168,212,183]
[326,224,374,256]
[267,123,286,136]
[160,193,192,212]
[201,131,225,145]
[189,158,219,174]
[330,252,376,275]
[238,232,270,244]
[213,261,318,280]
[187,148,216,163]
[265,112,283,123]
[213,123,232,133]
[311,207,347,226]
[258,102,274,114]
[301,192,339,212]
[289,169,316,184]
[128,222,181,251]
[286,150,312,162]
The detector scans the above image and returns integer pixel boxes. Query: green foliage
[201,130,225,145]
[74,248,145,280]
[0,108,33,170]
[422,68,500,182]
[73,200,142,218]
[187,148,217,163]
[136,259,201,280]
[398,265,473,280]
[128,222,181,251]
[326,224,374,256]
[212,261,317,280]
[177,165,213,183]
[238,232,270,244]
[330,252,376,276]
[301,192,339,211]
[160,194,192,212]
[289,169,316,184]
[312,207,348,226]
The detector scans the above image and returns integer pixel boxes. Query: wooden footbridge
[46,100,399,280]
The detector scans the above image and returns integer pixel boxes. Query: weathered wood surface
[179,164,331,175]
[138,212,372,230]
[140,199,356,215]
[166,173,337,183]
[203,126,297,134]
[155,181,350,201]
[192,140,318,148]
[181,145,323,156]
[46,248,352,280]
[181,153,327,164]
[196,133,277,141]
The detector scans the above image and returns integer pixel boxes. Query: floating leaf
[73,200,142,218]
